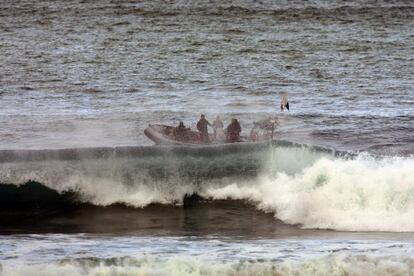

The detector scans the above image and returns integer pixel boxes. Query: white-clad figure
[280,94,289,111]
[212,116,225,142]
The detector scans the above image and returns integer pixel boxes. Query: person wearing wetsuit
[226,118,241,143]
[174,121,188,141]
[196,114,212,143]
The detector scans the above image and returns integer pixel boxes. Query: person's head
[201,114,205,119]
[179,121,184,127]
[232,118,236,123]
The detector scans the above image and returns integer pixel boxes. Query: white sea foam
[1,254,414,276]
[206,154,414,232]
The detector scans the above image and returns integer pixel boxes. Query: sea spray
[0,142,331,207]
[206,154,414,232]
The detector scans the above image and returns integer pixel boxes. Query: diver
[212,116,224,140]
[226,118,241,143]
[196,114,212,143]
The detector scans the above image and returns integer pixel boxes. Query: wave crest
[207,154,414,232]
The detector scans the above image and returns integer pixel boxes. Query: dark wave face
[0,182,300,237]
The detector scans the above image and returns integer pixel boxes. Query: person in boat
[212,116,224,140]
[280,93,289,111]
[226,118,241,143]
[173,121,189,141]
[196,114,212,143]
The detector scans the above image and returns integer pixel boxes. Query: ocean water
[0,0,414,275]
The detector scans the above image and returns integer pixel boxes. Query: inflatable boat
[144,119,277,145]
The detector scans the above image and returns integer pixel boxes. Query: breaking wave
[206,154,414,232]
[1,141,413,232]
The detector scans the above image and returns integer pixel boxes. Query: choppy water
[1,0,413,154]
[0,0,413,275]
